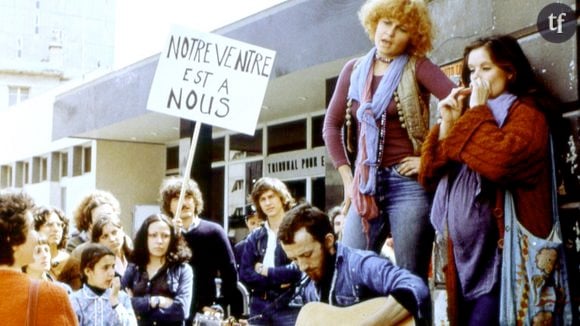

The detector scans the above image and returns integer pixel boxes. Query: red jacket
[419,99,553,238]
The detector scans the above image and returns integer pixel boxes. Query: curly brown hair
[359,0,434,57]
[159,177,204,217]
[73,190,121,232]
[0,190,36,266]
[33,206,70,250]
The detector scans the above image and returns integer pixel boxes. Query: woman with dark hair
[322,0,454,282]
[34,205,70,277]
[92,215,132,277]
[122,214,193,326]
[419,35,560,325]
[70,243,136,326]
[0,190,77,325]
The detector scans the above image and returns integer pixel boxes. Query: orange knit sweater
[0,269,78,325]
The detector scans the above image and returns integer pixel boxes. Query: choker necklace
[375,54,394,64]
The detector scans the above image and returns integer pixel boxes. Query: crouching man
[279,203,430,326]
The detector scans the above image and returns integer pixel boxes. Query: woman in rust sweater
[322,0,454,282]
[0,190,78,325]
[419,35,558,325]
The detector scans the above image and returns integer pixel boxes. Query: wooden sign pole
[173,121,202,227]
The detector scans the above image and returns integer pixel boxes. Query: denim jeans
[342,165,434,280]
[459,287,499,326]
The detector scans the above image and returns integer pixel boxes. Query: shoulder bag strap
[26,280,40,326]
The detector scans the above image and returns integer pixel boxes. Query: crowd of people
[0,0,570,325]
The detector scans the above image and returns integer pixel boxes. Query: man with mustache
[279,203,431,326]
[159,176,239,321]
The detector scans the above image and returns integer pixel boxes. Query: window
[229,129,262,160]
[40,157,47,182]
[1,165,13,188]
[285,179,306,203]
[166,146,179,173]
[208,166,224,222]
[83,147,92,173]
[267,120,306,154]
[231,179,244,192]
[311,115,325,148]
[23,161,30,185]
[60,152,68,177]
[212,137,225,162]
[8,86,30,106]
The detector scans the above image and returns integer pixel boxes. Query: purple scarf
[347,48,408,219]
[431,92,517,299]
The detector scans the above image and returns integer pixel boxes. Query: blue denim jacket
[122,262,193,324]
[239,225,302,296]
[301,243,430,320]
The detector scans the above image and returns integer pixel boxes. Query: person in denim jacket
[239,177,303,326]
[279,203,430,326]
[122,214,193,326]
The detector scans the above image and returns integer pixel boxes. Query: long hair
[460,35,561,123]
[250,177,296,220]
[460,35,564,152]
[129,214,191,269]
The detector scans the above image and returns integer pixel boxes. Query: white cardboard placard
[147,25,276,135]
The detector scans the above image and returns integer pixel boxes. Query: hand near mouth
[110,276,121,307]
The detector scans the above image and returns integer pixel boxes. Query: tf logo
[537,3,576,43]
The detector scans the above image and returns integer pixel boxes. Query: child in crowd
[23,236,72,294]
[70,243,137,326]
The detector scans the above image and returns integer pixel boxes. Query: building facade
[0,0,116,108]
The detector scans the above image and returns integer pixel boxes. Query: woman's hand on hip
[397,156,421,176]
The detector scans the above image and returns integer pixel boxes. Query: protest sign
[147,24,276,135]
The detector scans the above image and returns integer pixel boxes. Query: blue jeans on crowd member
[248,296,300,326]
[342,165,434,281]
[459,287,499,326]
